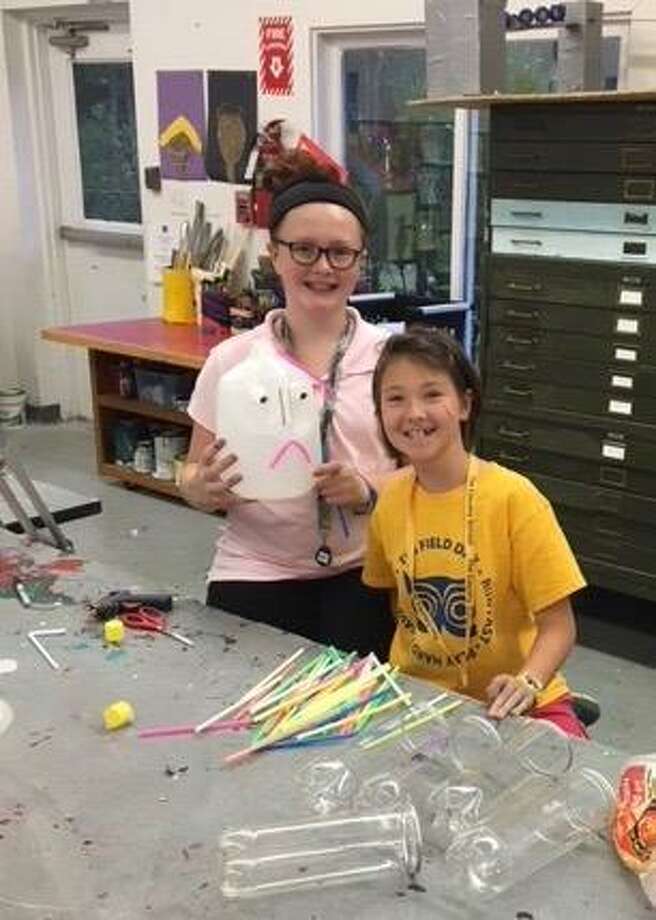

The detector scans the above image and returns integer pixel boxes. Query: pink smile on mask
[269,439,314,470]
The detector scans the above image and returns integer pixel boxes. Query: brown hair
[262,149,342,195]
[263,149,369,236]
[372,328,482,458]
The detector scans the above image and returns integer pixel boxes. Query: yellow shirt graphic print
[363,463,586,706]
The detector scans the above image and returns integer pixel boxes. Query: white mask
[216,343,321,500]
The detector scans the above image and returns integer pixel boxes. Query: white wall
[0,1,107,407]
[0,12,20,388]
[129,0,425,313]
[1,0,655,408]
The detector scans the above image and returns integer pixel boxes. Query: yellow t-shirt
[363,460,586,707]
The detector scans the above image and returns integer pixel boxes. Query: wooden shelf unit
[42,318,227,497]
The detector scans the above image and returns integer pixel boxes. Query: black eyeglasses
[273,238,363,270]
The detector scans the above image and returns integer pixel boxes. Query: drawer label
[608,399,633,416]
[616,317,640,335]
[619,288,643,307]
[615,347,638,362]
[602,442,626,461]
[611,374,634,390]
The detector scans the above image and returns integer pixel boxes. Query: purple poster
[157,70,206,180]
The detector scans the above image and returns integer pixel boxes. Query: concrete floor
[4,421,655,755]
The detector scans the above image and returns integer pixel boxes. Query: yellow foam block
[103,700,135,731]
[104,618,125,644]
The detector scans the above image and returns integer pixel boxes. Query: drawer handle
[623,178,655,201]
[503,385,533,398]
[506,334,537,346]
[595,524,623,539]
[592,490,622,513]
[506,308,539,320]
[510,210,544,219]
[501,360,536,372]
[498,425,530,440]
[510,238,543,247]
[621,147,654,171]
[498,450,529,464]
[624,211,649,226]
[507,281,543,293]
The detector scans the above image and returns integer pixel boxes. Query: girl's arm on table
[486,597,577,719]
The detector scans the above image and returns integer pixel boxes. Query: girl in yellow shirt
[363,329,588,738]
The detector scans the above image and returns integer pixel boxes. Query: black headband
[268,180,369,234]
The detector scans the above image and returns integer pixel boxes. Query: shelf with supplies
[41,318,225,499]
[476,92,656,602]
[98,462,182,499]
[96,394,193,428]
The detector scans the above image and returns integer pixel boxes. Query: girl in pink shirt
[181,151,396,658]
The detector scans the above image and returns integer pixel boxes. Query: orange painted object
[42,317,226,369]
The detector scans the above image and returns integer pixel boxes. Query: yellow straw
[359,698,464,752]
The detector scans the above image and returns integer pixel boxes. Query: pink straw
[139,719,250,740]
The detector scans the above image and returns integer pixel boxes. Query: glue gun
[93,590,173,621]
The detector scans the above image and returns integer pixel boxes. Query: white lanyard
[399,455,478,689]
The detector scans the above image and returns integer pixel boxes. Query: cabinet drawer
[491,104,656,143]
[492,171,656,204]
[488,325,648,367]
[488,299,656,343]
[562,520,656,574]
[487,353,656,399]
[480,408,656,474]
[577,555,656,602]
[481,438,656,499]
[491,141,656,175]
[530,472,656,529]
[491,199,656,235]
[488,255,656,310]
[492,227,656,263]
[487,376,656,425]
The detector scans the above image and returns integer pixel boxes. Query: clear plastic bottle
[220,803,422,899]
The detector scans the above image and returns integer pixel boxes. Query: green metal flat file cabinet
[482,96,656,601]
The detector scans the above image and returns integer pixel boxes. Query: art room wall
[1,0,655,414]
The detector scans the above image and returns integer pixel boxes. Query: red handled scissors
[120,607,194,648]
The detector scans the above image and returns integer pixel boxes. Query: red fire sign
[259,16,294,96]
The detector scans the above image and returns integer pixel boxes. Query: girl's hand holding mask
[188,439,248,512]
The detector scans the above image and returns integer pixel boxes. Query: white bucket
[0,386,27,428]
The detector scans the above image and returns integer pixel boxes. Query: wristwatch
[516,671,544,694]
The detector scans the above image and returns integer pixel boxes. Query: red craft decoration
[259,16,294,96]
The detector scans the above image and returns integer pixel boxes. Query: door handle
[505,308,539,321]
[503,385,533,398]
[507,281,543,293]
[497,425,531,440]
[509,210,544,220]
[498,450,529,464]
[506,334,537,346]
[510,238,543,247]
[501,360,536,372]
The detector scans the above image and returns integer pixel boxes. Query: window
[314,29,474,306]
[72,62,141,223]
[343,48,454,299]
[506,35,621,93]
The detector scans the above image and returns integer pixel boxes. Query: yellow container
[162,268,196,324]
[103,700,135,731]
[104,618,125,644]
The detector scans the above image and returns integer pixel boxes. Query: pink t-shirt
[188,308,396,582]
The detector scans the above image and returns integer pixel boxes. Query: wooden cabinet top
[42,317,227,369]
